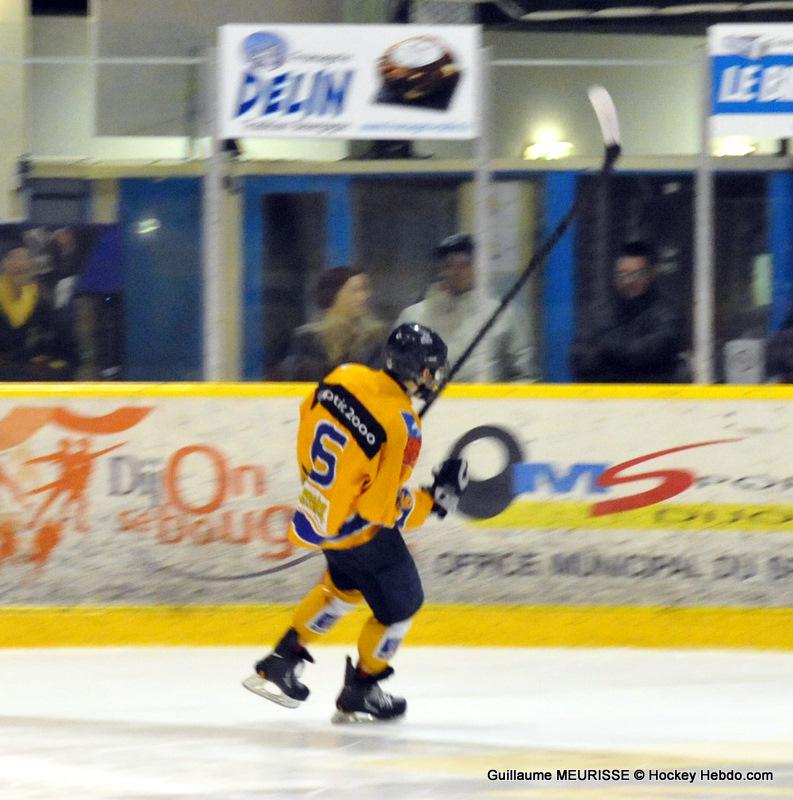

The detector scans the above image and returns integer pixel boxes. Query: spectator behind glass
[394,233,536,382]
[0,245,73,381]
[569,240,685,383]
[279,267,386,381]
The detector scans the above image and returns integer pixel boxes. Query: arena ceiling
[30,1,793,33]
[476,1,793,34]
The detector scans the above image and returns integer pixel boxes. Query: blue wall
[119,178,202,380]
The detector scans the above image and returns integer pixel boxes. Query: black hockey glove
[427,457,469,519]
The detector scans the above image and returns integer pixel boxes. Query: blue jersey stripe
[292,509,372,547]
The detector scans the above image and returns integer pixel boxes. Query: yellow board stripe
[478,500,793,532]
[2,381,793,400]
[1,604,792,649]
[442,383,793,401]
[0,382,313,398]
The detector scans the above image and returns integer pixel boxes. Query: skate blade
[331,709,403,725]
[241,673,300,709]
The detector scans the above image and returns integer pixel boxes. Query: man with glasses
[569,240,684,383]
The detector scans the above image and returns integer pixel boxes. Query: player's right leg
[332,617,415,723]
[326,527,424,723]
[242,571,361,708]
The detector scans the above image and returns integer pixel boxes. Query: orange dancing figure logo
[27,438,124,532]
[0,460,27,507]
[0,406,151,566]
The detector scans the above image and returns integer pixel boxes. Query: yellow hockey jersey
[289,363,434,550]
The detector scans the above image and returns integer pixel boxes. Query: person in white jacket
[395,234,537,382]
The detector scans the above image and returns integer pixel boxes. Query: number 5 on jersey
[309,421,349,488]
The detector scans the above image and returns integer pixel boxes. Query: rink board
[3,604,793,649]
[1,382,793,648]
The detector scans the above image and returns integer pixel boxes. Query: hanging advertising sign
[710,23,793,138]
[218,24,481,140]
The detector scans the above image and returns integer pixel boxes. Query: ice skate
[331,656,406,723]
[242,628,314,709]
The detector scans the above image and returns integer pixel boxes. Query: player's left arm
[396,455,470,531]
[357,414,469,531]
[394,486,435,531]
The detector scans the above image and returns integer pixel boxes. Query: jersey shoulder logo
[313,382,386,459]
[400,410,422,468]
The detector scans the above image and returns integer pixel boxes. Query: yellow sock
[292,571,362,645]
[357,615,414,674]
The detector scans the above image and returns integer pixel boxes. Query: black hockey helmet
[384,322,449,401]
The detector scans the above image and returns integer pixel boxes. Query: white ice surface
[1,646,792,799]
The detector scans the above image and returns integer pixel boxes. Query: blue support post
[542,172,577,382]
[770,172,793,331]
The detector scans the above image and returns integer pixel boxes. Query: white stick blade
[588,85,621,148]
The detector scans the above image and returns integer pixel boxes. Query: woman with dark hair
[279,267,386,381]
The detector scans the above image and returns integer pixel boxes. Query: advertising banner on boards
[710,23,793,138]
[218,24,481,140]
[2,389,793,608]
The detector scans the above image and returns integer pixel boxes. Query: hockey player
[243,323,468,723]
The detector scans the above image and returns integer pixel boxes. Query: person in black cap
[279,267,386,381]
[395,233,536,381]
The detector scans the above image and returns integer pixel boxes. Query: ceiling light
[521,10,592,21]
[136,218,161,235]
[523,140,574,160]
[744,2,793,10]
[712,137,757,157]
[657,3,742,14]
[592,6,659,17]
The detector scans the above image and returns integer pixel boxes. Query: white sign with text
[218,24,481,140]
[710,23,793,138]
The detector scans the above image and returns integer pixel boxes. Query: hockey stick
[419,85,621,419]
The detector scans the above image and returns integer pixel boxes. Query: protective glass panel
[95,0,344,58]
[29,64,93,157]
[96,64,198,138]
[30,14,89,58]
[716,173,771,385]
[251,175,543,383]
[573,173,694,383]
